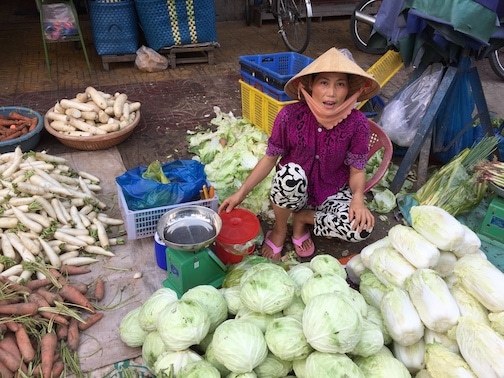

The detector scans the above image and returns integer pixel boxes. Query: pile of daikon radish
[45,86,141,136]
[0,146,125,283]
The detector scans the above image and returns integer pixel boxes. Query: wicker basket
[44,107,140,151]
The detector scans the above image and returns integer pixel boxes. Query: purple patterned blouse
[266,101,370,207]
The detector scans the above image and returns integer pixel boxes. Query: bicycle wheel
[276,0,311,53]
[350,0,387,55]
[489,48,504,81]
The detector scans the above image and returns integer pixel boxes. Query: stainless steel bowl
[156,205,222,251]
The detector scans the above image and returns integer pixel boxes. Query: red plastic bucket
[216,208,261,265]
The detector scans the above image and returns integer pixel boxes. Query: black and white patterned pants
[270,162,371,242]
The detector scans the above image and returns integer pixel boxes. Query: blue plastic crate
[135,0,217,51]
[239,52,313,91]
[239,69,294,102]
[89,0,139,55]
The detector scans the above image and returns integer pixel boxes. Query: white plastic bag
[134,45,168,72]
[378,63,444,147]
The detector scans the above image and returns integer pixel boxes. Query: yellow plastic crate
[240,79,296,136]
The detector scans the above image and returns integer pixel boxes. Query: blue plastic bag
[116,160,207,211]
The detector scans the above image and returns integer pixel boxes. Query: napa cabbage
[392,339,426,374]
[367,245,416,288]
[424,342,476,378]
[388,224,440,269]
[456,316,504,377]
[405,269,460,333]
[380,285,424,347]
[353,346,411,378]
[358,269,389,309]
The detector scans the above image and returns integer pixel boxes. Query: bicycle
[244,0,312,54]
[349,0,504,80]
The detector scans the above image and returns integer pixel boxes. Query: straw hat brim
[284,47,381,102]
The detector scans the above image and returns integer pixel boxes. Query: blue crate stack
[238,52,314,102]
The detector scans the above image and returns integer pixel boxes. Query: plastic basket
[240,79,296,136]
[239,52,313,91]
[88,0,139,55]
[117,183,219,240]
[135,0,217,51]
[239,70,294,102]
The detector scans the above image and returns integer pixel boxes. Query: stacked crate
[238,52,313,135]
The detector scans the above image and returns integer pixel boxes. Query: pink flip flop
[292,231,315,257]
[263,231,283,257]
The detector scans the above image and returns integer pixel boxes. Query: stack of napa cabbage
[119,254,414,377]
[347,205,504,378]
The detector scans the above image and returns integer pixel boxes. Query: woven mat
[58,147,165,375]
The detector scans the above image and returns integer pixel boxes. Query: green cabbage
[138,287,178,331]
[219,286,243,315]
[287,263,314,291]
[177,360,221,378]
[350,317,384,357]
[300,272,350,305]
[153,349,203,378]
[211,319,268,374]
[239,263,295,314]
[282,294,306,322]
[302,292,363,354]
[119,306,148,347]
[234,306,282,333]
[156,299,211,351]
[253,352,292,378]
[204,342,231,377]
[405,269,460,333]
[353,346,411,377]
[304,351,364,377]
[265,316,313,361]
[226,373,258,378]
[142,331,172,371]
[292,357,308,378]
[309,254,346,279]
[424,342,476,378]
[365,304,392,345]
[181,285,228,332]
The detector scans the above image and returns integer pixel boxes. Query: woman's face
[309,72,349,109]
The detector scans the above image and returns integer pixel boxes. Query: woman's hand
[218,190,246,213]
[349,194,374,232]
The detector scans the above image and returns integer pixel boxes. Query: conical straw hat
[284,47,380,102]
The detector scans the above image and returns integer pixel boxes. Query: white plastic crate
[117,183,219,240]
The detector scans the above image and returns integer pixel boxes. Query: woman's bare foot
[261,228,286,261]
[292,210,315,255]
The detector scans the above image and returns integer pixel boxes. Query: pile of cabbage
[119,255,413,377]
[186,107,274,217]
[118,204,504,377]
[347,205,504,377]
